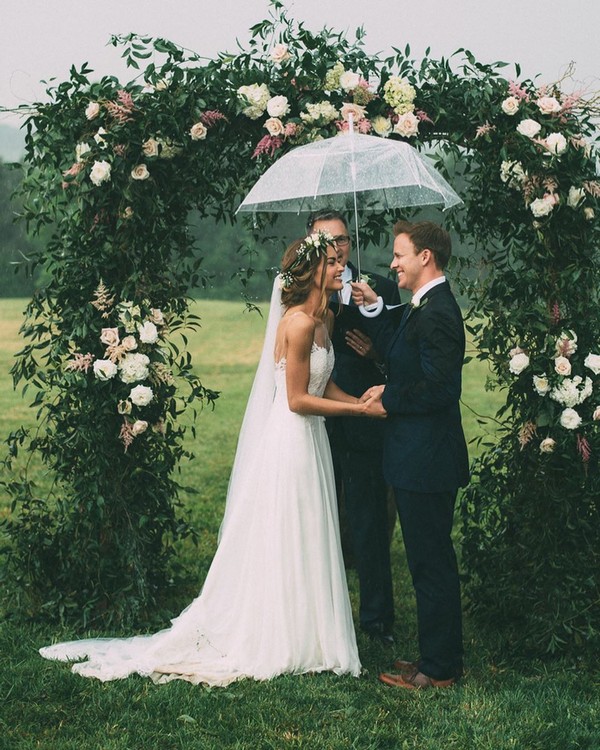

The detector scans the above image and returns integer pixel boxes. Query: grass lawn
[1,297,598,750]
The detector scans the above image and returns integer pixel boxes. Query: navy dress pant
[393,487,463,680]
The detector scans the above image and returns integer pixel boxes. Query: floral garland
[279,230,334,289]
[65,280,174,451]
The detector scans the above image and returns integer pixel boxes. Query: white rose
[93,358,118,381]
[85,101,100,120]
[509,352,530,374]
[516,119,542,138]
[567,186,585,209]
[584,353,600,375]
[138,321,159,344]
[142,138,160,157]
[584,207,595,221]
[131,420,148,436]
[94,127,108,147]
[372,116,392,138]
[530,197,554,218]
[121,335,137,351]
[264,117,285,136]
[129,384,154,407]
[560,408,582,430]
[266,95,290,118]
[340,71,361,91]
[75,142,91,162]
[533,374,551,395]
[554,356,572,376]
[544,132,567,155]
[190,122,208,141]
[119,352,150,383]
[131,164,150,180]
[100,327,120,347]
[155,79,170,91]
[89,160,112,187]
[537,96,561,115]
[269,43,291,64]
[539,437,556,453]
[501,96,520,115]
[394,111,419,138]
[593,406,600,421]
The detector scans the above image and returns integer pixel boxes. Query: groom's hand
[351,281,377,307]
[359,384,385,403]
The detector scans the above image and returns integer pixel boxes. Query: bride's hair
[280,235,332,318]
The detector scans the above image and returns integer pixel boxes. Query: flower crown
[279,230,335,289]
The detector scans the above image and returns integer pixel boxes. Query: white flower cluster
[237,83,271,119]
[383,76,416,116]
[500,159,527,189]
[510,331,600,443]
[300,101,339,125]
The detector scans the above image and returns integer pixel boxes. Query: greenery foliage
[2,1,599,649]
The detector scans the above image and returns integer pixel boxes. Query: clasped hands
[359,384,387,418]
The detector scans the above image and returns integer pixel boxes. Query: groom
[352,220,469,688]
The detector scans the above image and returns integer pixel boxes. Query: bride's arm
[285,315,372,417]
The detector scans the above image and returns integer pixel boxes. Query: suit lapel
[387,281,450,352]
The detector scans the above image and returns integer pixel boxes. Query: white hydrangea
[300,101,339,125]
[550,376,593,408]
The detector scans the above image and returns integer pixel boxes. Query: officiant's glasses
[332,235,351,247]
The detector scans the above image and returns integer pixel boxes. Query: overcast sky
[1,0,598,125]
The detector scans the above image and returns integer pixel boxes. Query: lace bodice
[275,342,334,401]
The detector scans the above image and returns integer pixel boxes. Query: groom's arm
[382,309,464,416]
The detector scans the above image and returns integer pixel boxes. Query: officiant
[307,209,400,645]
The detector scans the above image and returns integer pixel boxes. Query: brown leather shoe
[392,658,419,674]
[379,670,456,689]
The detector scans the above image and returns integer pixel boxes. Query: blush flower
[131,164,150,180]
[501,96,520,115]
[190,122,208,141]
[539,437,556,453]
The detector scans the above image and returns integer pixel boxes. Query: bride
[40,230,383,686]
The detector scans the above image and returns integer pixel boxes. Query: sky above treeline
[1,0,598,125]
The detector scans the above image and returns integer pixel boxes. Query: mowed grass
[1,297,598,750]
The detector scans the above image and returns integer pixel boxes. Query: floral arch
[3,3,599,653]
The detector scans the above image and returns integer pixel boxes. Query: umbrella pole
[352,184,361,280]
[348,113,361,280]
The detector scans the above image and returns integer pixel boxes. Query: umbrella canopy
[237,132,462,214]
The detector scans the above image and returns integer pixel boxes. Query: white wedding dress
[40,283,361,686]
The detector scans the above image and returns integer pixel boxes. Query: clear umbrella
[237,127,462,276]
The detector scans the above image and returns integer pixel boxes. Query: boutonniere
[408,296,429,313]
[358,273,372,286]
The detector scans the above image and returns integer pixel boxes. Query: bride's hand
[361,394,387,418]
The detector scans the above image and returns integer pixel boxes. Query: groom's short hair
[306,209,348,233]
[393,220,452,270]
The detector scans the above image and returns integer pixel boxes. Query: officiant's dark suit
[355,220,469,686]
[309,211,400,642]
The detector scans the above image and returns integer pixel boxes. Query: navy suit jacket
[364,281,469,493]
[328,261,400,452]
